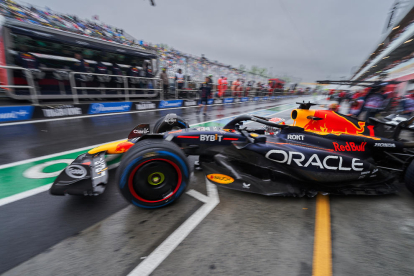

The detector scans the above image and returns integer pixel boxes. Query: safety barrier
[174,80,200,99]
[69,72,163,104]
[0,65,39,105]
[0,65,292,104]
[0,65,163,104]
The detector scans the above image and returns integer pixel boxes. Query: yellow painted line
[312,194,332,276]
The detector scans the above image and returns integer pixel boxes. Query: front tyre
[116,139,190,208]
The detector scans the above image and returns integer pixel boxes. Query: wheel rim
[147,172,165,186]
[128,158,181,203]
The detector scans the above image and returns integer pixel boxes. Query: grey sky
[26,0,394,82]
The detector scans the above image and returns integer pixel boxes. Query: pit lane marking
[128,179,219,276]
[312,194,332,276]
[0,106,295,207]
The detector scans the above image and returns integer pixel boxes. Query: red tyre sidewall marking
[128,158,182,203]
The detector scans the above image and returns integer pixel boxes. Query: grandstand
[351,0,414,93]
[0,0,270,89]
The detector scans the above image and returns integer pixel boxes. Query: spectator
[160,67,169,99]
[72,53,89,73]
[127,61,140,93]
[175,68,185,98]
[17,45,39,69]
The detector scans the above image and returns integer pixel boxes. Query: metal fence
[0,65,163,104]
[0,65,291,104]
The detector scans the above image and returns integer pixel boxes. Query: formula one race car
[50,102,414,208]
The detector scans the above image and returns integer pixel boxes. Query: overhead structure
[351,1,414,83]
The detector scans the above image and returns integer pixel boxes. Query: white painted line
[0,100,294,127]
[0,184,52,207]
[128,179,219,276]
[185,189,209,203]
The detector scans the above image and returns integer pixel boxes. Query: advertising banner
[0,106,34,122]
[88,102,132,114]
[32,104,87,118]
[158,100,183,109]
[134,101,157,111]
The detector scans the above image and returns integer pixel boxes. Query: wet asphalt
[2,96,414,276]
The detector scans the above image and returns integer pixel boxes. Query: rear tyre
[405,160,414,194]
[116,139,190,208]
[153,114,189,133]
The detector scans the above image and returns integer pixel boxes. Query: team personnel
[160,67,169,99]
[199,76,212,116]
[401,90,414,116]
[218,76,225,98]
[175,69,185,98]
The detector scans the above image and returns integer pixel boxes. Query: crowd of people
[326,85,414,120]
[0,0,269,85]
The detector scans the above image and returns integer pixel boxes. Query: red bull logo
[115,141,134,153]
[304,111,365,135]
[292,109,379,140]
[333,142,366,152]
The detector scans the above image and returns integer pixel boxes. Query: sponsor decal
[242,183,251,189]
[333,142,366,151]
[214,99,223,104]
[263,96,269,101]
[88,102,132,114]
[0,106,34,122]
[128,124,150,139]
[158,100,183,108]
[240,97,249,102]
[41,105,82,117]
[135,101,156,110]
[207,174,234,184]
[184,100,197,106]
[265,150,364,171]
[93,157,107,179]
[270,96,276,100]
[143,152,158,158]
[208,99,214,105]
[200,134,223,142]
[165,117,177,125]
[133,128,150,134]
[223,98,234,104]
[374,143,396,148]
[65,165,87,179]
[253,97,259,101]
[287,134,304,141]
[196,127,219,131]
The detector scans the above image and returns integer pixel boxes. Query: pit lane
[2,96,414,276]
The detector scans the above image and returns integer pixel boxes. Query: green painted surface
[0,105,292,199]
